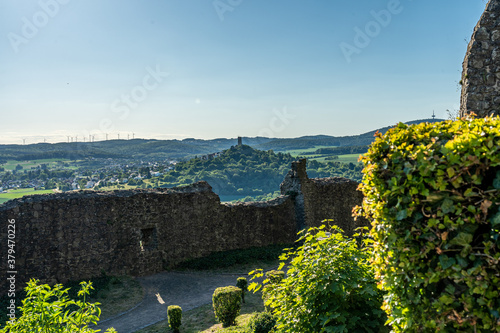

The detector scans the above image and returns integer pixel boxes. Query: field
[280,145,337,157]
[0,188,55,204]
[1,158,71,171]
[280,146,362,164]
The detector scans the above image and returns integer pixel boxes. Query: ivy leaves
[357,115,500,332]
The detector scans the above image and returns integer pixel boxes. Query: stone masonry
[1,163,365,294]
[460,0,500,117]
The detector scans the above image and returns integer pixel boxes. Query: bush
[212,286,242,327]
[167,305,182,332]
[261,270,285,312]
[264,270,284,284]
[250,312,276,333]
[357,116,500,332]
[250,225,386,333]
[0,279,116,333]
[236,277,248,303]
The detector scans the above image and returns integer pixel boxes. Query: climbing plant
[357,116,500,332]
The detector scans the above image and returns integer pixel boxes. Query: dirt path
[95,271,247,333]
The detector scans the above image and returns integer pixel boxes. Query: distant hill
[159,144,364,198]
[0,118,445,161]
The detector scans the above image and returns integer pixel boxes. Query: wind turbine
[118,133,120,140]
[67,136,70,143]
[132,133,135,139]
[105,133,108,141]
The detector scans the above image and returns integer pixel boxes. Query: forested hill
[159,144,363,198]
[0,118,444,161]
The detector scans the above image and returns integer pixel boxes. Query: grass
[90,276,144,320]
[280,145,338,157]
[173,244,291,273]
[137,290,266,333]
[335,153,363,164]
[0,188,55,204]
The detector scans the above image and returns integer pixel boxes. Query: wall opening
[139,227,158,252]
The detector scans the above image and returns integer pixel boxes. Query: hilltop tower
[237,136,242,146]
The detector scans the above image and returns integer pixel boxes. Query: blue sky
[0,0,488,144]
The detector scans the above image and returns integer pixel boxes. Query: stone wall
[460,0,500,117]
[0,182,297,293]
[1,162,366,294]
[281,159,367,235]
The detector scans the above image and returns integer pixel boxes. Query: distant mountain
[0,118,445,161]
[254,118,445,151]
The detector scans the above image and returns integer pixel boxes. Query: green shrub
[167,305,182,332]
[236,277,248,303]
[264,270,284,284]
[0,279,116,333]
[250,312,276,333]
[357,116,500,332]
[250,225,386,333]
[212,286,242,327]
[261,270,285,312]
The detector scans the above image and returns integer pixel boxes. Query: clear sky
[0,0,488,144]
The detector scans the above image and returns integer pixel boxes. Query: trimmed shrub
[250,225,386,332]
[250,312,276,333]
[236,277,248,303]
[212,286,242,327]
[167,305,182,333]
[357,116,500,332]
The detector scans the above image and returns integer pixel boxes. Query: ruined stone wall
[281,159,367,235]
[460,0,500,117]
[0,182,297,293]
[1,162,367,294]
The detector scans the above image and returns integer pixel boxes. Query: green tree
[1,279,116,333]
[250,225,386,333]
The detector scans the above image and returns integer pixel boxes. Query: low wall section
[0,182,297,293]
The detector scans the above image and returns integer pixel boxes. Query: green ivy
[357,116,500,332]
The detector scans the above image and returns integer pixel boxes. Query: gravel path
[95,271,247,333]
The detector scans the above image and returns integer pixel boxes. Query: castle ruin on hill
[0,159,366,293]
